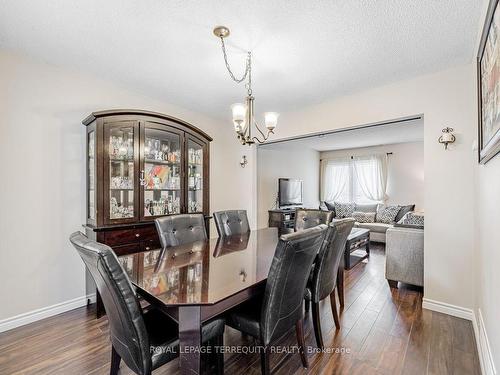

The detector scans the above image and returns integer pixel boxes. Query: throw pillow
[334,202,355,218]
[324,201,336,217]
[401,212,424,226]
[352,211,376,223]
[395,204,416,222]
[319,201,328,211]
[375,205,400,224]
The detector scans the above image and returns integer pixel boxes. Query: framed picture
[478,0,500,164]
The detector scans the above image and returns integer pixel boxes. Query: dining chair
[294,208,334,232]
[226,224,328,374]
[213,209,250,236]
[69,231,225,375]
[304,218,354,349]
[155,213,207,248]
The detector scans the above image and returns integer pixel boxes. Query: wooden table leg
[337,261,344,308]
[179,306,202,375]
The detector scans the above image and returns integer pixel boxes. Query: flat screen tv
[278,178,303,207]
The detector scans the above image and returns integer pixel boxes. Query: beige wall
[257,147,320,228]
[473,1,500,372]
[0,50,255,323]
[272,64,477,311]
[320,141,424,210]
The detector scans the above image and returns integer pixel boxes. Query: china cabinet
[82,109,211,316]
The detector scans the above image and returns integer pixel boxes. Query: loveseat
[385,225,424,287]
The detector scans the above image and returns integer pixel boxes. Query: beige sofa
[321,201,415,243]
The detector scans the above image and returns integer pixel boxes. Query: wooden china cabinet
[82,109,211,316]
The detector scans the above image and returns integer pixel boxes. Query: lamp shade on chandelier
[214,26,278,145]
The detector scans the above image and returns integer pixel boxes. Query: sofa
[320,201,415,243]
[385,225,424,287]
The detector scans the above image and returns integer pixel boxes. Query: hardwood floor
[0,244,480,375]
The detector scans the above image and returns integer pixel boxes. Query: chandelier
[213,26,279,145]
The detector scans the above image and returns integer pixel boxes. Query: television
[278,178,303,208]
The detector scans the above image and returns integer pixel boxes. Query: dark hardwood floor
[0,244,480,375]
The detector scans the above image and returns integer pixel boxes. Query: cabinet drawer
[140,225,159,242]
[142,239,161,252]
[104,228,143,246]
[112,243,141,256]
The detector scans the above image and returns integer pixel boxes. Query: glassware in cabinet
[142,126,183,218]
[187,138,204,213]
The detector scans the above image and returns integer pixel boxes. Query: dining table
[117,227,345,374]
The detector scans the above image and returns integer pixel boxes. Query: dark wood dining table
[118,227,345,374]
[118,227,279,375]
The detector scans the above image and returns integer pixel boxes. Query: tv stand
[268,208,302,234]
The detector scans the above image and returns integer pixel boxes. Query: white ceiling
[258,118,424,151]
[0,1,484,120]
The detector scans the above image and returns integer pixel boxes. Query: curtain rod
[320,152,393,161]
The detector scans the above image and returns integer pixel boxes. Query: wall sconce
[240,155,248,168]
[438,127,456,150]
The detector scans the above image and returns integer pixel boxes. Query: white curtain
[352,154,388,203]
[320,157,350,202]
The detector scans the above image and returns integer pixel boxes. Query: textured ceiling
[259,118,424,151]
[0,0,484,120]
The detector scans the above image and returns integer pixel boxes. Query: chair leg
[311,302,324,349]
[304,298,310,313]
[295,319,309,369]
[110,346,121,375]
[330,291,340,330]
[215,335,224,375]
[260,346,270,375]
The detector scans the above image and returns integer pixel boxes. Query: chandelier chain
[219,36,252,95]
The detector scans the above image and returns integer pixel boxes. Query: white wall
[271,64,477,311]
[257,148,320,228]
[473,1,500,372]
[0,50,255,323]
[320,141,424,210]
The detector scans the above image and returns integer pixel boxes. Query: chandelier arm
[253,120,268,140]
[220,37,251,84]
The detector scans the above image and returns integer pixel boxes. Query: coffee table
[344,227,370,270]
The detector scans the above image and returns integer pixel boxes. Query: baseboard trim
[0,293,96,334]
[473,309,497,375]
[422,298,473,320]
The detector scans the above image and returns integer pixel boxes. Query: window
[321,155,387,204]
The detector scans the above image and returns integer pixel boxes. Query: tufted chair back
[294,209,333,232]
[155,214,207,249]
[260,224,327,346]
[69,232,151,375]
[311,218,354,302]
[213,210,250,237]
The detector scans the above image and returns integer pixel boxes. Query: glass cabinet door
[105,122,138,223]
[142,125,183,218]
[87,129,96,222]
[187,137,205,213]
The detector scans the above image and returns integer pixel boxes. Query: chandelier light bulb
[264,112,279,130]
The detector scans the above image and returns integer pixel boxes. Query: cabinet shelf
[145,188,181,191]
[145,159,180,166]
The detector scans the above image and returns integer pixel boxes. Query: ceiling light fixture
[213,26,278,146]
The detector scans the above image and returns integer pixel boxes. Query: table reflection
[118,228,279,305]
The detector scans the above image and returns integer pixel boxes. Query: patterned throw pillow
[401,212,424,226]
[352,211,376,223]
[334,202,355,218]
[375,205,400,224]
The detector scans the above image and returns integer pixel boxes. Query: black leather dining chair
[155,213,207,248]
[226,225,328,374]
[304,218,354,349]
[294,209,334,232]
[213,210,250,236]
[69,232,225,375]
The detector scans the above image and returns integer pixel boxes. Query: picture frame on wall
[478,0,500,164]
